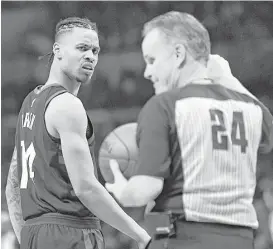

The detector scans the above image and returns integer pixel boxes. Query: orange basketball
[98,123,139,183]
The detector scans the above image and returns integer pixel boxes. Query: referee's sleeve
[259,104,273,154]
[135,96,171,178]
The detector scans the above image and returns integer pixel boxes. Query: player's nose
[84,50,96,63]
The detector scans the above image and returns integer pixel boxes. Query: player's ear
[174,43,186,68]
[53,42,62,60]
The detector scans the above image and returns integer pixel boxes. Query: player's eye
[92,48,99,55]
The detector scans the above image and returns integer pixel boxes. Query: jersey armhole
[86,114,94,140]
[43,90,67,144]
[258,103,273,154]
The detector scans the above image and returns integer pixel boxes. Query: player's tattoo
[6,147,24,243]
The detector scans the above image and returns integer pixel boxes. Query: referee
[106,11,273,249]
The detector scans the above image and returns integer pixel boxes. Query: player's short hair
[142,11,211,63]
[40,17,98,65]
[55,17,98,41]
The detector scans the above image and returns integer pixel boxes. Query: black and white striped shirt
[136,82,273,229]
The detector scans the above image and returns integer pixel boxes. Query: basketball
[98,123,139,183]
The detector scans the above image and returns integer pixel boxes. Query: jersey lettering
[22,112,36,130]
[20,141,36,189]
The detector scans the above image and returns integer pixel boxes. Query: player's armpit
[120,175,164,207]
[5,147,25,243]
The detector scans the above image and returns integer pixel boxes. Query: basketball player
[106,11,273,249]
[5,17,151,249]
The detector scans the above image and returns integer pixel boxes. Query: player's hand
[105,159,128,201]
[207,54,232,79]
[138,238,152,249]
[207,54,256,98]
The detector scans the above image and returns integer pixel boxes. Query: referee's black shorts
[146,218,254,249]
[20,213,104,249]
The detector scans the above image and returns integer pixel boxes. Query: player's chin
[77,74,93,84]
[80,68,94,76]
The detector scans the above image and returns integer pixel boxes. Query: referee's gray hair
[142,11,211,63]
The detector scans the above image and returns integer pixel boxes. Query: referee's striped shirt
[136,82,273,229]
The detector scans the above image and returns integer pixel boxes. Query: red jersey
[15,84,98,220]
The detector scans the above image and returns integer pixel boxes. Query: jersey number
[209,109,248,153]
[20,141,36,189]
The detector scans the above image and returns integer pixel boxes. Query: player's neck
[177,61,209,88]
[46,61,81,96]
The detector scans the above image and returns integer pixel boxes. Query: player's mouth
[82,63,94,72]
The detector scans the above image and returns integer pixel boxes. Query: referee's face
[142,29,179,95]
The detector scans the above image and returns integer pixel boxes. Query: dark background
[1,2,273,249]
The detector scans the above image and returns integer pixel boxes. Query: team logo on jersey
[31,99,36,107]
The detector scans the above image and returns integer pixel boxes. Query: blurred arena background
[1,1,273,249]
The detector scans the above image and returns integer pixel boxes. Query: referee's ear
[174,43,186,67]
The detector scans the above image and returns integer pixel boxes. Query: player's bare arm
[5,147,25,243]
[45,93,150,246]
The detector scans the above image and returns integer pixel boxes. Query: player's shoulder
[17,90,37,117]
[47,92,86,123]
[21,89,36,107]
[50,92,84,110]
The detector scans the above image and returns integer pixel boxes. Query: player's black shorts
[20,213,104,249]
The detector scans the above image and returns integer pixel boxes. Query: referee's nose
[144,65,152,81]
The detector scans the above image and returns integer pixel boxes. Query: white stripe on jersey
[175,97,263,228]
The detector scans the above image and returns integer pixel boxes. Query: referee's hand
[105,159,128,202]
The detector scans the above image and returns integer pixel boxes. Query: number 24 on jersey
[210,109,248,153]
